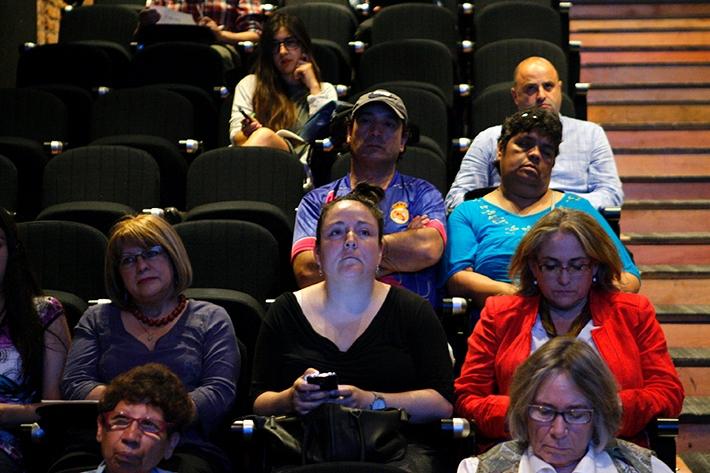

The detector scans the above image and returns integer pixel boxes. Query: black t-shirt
[251,286,454,404]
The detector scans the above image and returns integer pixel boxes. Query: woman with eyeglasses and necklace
[458,336,674,473]
[445,107,640,312]
[454,208,683,450]
[229,12,337,153]
[61,214,239,473]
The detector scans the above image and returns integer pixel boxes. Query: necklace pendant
[146,331,153,342]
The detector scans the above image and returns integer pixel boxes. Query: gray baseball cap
[351,89,408,123]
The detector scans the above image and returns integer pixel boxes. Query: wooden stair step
[607,129,710,149]
[640,265,710,277]
[621,199,710,233]
[622,176,710,200]
[671,347,710,367]
[679,454,710,473]
[572,31,710,48]
[588,85,710,103]
[681,396,710,423]
[572,18,710,31]
[616,152,710,176]
[571,3,710,20]
[638,265,710,306]
[583,50,710,65]
[589,102,710,124]
[626,241,710,265]
[581,64,710,85]
[678,397,710,455]
[671,347,710,397]
[656,304,710,324]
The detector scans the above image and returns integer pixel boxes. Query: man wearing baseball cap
[291,89,447,306]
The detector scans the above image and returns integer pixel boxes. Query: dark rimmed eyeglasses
[119,245,164,268]
[102,411,173,437]
[528,404,593,424]
[271,36,300,54]
[536,259,593,277]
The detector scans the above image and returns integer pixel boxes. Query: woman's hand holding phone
[239,107,262,137]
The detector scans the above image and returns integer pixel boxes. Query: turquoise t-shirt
[445,193,639,283]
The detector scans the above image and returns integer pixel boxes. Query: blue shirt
[83,461,174,473]
[445,193,639,283]
[292,171,447,305]
[446,115,624,212]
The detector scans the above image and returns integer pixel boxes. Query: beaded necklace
[130,295,187,328]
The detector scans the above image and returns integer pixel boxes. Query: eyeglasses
[528,404,593,425]
[102,411,172,437]
[271,36,301,54]
[537,259,593,277]
[119,245,164,268]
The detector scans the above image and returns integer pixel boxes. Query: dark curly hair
[315,182,385,248]
[98,363,194,434]
[497,106,563,157]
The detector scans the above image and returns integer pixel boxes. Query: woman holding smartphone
[229,12,337,153]
[250,184,454,472]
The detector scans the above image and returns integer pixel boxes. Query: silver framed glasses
[528,404,593,424]
[536,259,593,278]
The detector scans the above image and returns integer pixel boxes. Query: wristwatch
[370,392,386,410]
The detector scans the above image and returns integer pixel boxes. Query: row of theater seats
[18,1,584,171]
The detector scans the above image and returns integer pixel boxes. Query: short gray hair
[507,337,621,451]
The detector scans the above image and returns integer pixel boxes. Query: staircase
[570,1,710,471]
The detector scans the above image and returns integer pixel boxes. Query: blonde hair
[105,214,192,309]
[509,208,622,296]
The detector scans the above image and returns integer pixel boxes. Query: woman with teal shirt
[445,108,640,310]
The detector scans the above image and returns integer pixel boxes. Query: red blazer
[454,290,684,440]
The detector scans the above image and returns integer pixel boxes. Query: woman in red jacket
[454,208,683,446]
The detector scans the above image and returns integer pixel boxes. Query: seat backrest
[186,147,306,226]
[356,39,454,108]
[471,81,576,136]
[474,1,562,48]
[331,147,447,195]
[473,38,568,96]
[312,39,352,86]
[16,43,115,90]
[278,3,358,63]
[59,5,139,48]
[354,84,450,161]
[0,154,18,213]
[0,88,68,142]
[17,220,108,301]
[42,145,161,210]
[371,3,459,59]
[175,220,281,302]
[91,87,195,143]
[130,41,227,91]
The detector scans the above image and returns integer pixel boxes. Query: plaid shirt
[149,0,263,32]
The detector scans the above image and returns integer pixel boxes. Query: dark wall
[0,1,36,88]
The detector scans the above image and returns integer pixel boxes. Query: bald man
[446,57,623,212]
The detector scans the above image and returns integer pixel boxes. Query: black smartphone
[238,106,252,122]
[304,372,338,391]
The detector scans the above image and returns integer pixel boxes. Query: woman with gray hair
[458,337,673,472]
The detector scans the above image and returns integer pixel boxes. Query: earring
[533,279,538,286]
[375,265,381,276]
[592,276,597,283]
[317,264,323,277]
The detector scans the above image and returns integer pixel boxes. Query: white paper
[151,6,196,25]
